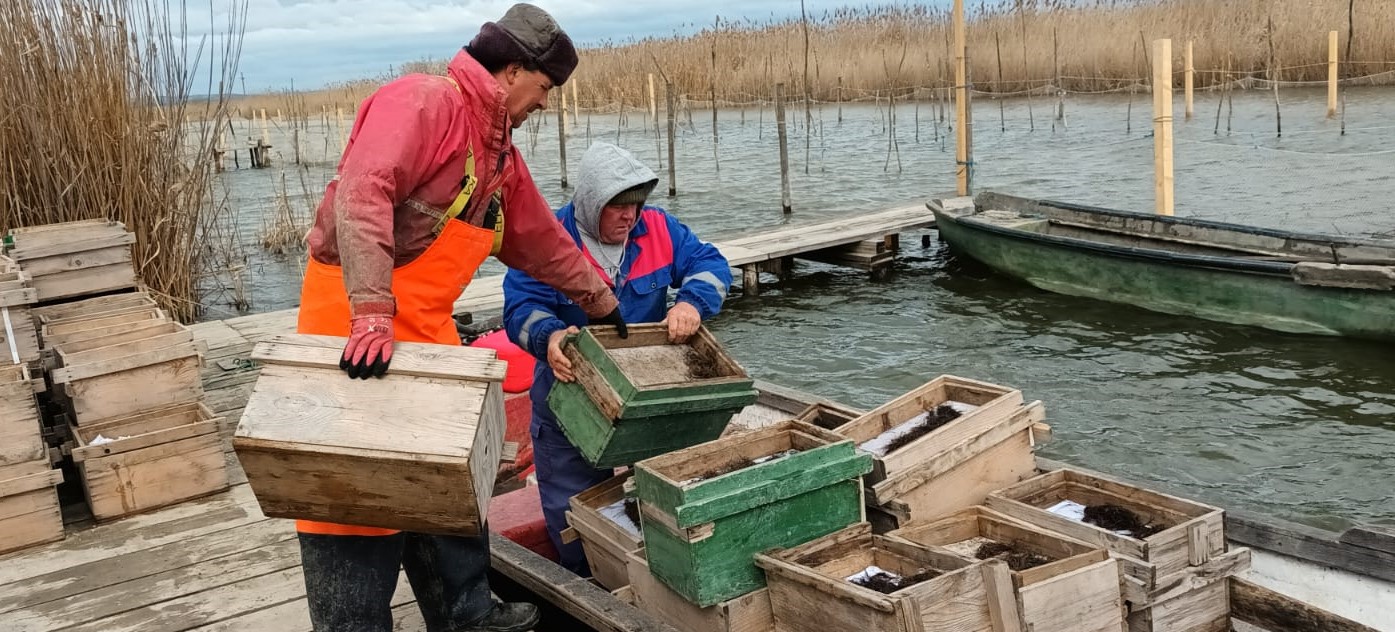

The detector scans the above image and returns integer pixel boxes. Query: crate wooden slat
[567,471,643,591]
[8,220,138,302]
[39,307,167,347]
[0,461,64,554]
[887,506,1125,632]
[69,402,228,520]
[233,334,508,535]
[51,328,202,425]
[43,320,184,370]
[867,403,1046,531]
[31,292,158,325]
[0,284,40,365]
[754,522,1024,632]
[984,468,1228,592]
[832,375,1024,485]
[626,548,773,632]
[634,420,872,606]
[548,324,758,468]
[0,364,43,467]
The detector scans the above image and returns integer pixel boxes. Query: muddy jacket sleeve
[669,215,732,320]
[495,152,620,318]
[503,267,569,361]
[333,82,455,318]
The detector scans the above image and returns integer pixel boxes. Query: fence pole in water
[1184,40,1195,120]
[571,79,580,125]
[1327,30,1339,118]
[647,73,657,132]
[666,82,677,197]
[558,90,569,189]
[1152,39,1175,217]
[775,83,791,214]
[953,0,972,196]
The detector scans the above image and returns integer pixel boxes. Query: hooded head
[573,143,659,245]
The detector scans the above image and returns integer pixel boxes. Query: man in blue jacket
[503,142,731,575]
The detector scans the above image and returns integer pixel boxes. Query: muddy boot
[454,602,540,632]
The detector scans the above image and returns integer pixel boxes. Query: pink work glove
[340,316,394,379]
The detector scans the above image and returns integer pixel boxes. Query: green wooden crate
[634,420,873,606]
[547,324,758,468]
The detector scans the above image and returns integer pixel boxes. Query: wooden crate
[8,219,137,302]
[887,506,1126,632]
[1126,576,1230,632]
[39,306,166,345]
[984,468,1228,592]
[0,459,64,554]
[547,324,758,467]
[0,284,40,365]
[627,548,773,632]
[791,401,860,430]
[69,402,228,520]
[866,402,1046,529]
[0,364,43,467]
[754,523,1023,632]
[565,471,643,591]
[233,334,508,535]
[634,420,872,606]
[32,292,157,326]
[51,326,201,425]
[832,375,1024,485]
[43,320,184,370]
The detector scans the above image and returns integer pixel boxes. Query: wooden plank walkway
[0,206,935,631]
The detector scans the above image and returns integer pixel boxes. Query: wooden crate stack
[6,219,138,303]
[0,258,41,372]
[888,506,1127,632]
[563,470,643,591]
[985,468,1252,632]
[830,375,1047,531]
[34,292,227,521]
[755,522,1024,632]
[0,364,64,553]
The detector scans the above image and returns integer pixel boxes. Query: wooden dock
[0,204,1388,631]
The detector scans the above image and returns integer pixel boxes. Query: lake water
[209,87,1395,530]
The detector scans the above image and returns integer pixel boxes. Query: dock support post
[775,83,792,214]
[558,89,569,189]
[1184,40,1195,121]
[1327,30,1339,118]
[743,266,760,297]
[1152,39,1175,216]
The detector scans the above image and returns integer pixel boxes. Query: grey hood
[573,142,659,239]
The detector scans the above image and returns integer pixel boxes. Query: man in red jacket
[294,4,626,631]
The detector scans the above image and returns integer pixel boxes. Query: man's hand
[548,326,581,382]
[340,316,394,379]
[663,302,701,343]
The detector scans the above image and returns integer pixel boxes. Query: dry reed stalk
[0,0,246,322]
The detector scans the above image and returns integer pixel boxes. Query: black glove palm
[593,308,628,339]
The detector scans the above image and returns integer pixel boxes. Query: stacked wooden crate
[0,259,41,371]
[7,219,138,303]
[754,522,1025,632]
[563,471,643,591]
[35,292,226,521]
[0,364,63,553]
[830,375,1046,531]
[985,468,1252,632]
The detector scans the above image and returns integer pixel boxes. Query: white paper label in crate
[598,499,641,537]
[1046,499,1087,522]
[847,565,900,583]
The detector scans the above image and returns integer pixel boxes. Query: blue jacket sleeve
[667,215,732,320]
[503,267,570,361]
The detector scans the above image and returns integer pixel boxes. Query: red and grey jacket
[304,49,617,319]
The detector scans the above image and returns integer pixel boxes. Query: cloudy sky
[183,0,934,92]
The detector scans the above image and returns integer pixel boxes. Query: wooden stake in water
[994,31,1006,133]
[1327,30,1339,119]
[1152,39,1175,217]
[571,79,580,125]
[836,76,843,124]
[647,73,657,132]
[710,23,720,173]
[666,82,677,197]
[1269,16,1282,138]
[1185,40,1195,121]
[558,90,569,189]
[1018,5,1034,132]
[953,0,972,195]
[775,83,792,214]
[1054,27,1065,126]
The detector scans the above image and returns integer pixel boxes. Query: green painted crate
[634,420,873,606]
[547,324,758,468]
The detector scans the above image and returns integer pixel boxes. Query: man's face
[598,202,639,244]
[502,65,552,128]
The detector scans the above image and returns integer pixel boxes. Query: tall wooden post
[558,90,569,189]
[953,0,973,195]
[647,73,658,130]
[1184,40,1195,120]
[571,79,580,124]
[1152,39,1175,217]
[775,83,792,214]
[666,82,677,197]
[1328,30,1339,118]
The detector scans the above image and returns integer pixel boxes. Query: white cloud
[171,0,940,91]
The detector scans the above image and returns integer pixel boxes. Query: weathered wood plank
[1225,509,1395,585]
[1337,525,1395,556]
[1230,578,1378,632]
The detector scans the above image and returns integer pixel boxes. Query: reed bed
[230,0,1395,116]
[0,0,246,322]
